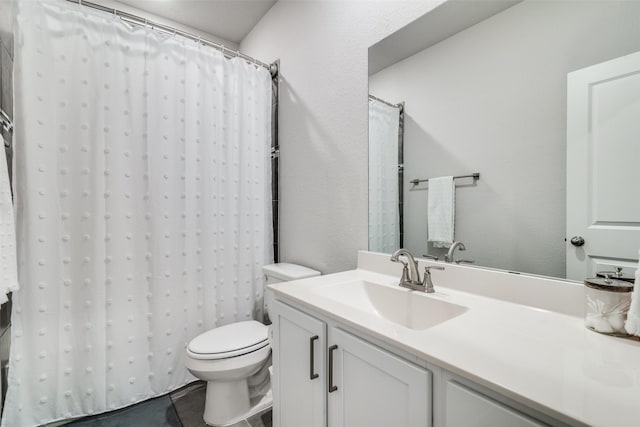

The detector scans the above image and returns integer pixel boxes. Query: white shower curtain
[3,1,272,425]
[368,98,400,253]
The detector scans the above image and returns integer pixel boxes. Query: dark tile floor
[67,396,181,427]
[67,382,272,427]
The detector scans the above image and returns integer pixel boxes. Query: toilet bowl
[185,321,271,426]
[185,263,321,426]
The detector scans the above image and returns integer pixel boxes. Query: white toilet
[185,263,321,426]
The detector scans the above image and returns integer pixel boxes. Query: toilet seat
[188,320,269,360]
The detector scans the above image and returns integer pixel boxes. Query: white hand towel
[0,134,19,303]
[624,249,640,336]
[427,176,455,248]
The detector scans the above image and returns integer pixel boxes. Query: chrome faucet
[390,249,444,293]
[390,249,420,286]
[445,241,466,263]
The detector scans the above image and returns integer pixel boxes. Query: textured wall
[369,0,640,278]
[240,0,443,273]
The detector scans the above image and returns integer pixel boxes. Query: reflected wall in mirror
[368,0,640,281]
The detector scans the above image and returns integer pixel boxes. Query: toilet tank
[263,263,321,285]
[262,263,321,322]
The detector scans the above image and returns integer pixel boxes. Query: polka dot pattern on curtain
[3,1,273,426]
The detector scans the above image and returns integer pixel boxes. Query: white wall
[369,0,640,278]
[240,0,444,274]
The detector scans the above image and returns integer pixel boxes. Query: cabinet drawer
[446,381,546,427]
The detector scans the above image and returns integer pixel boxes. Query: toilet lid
[188,321,269,359]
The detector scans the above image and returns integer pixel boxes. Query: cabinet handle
[328,344,338,393]
[309,335,319,380]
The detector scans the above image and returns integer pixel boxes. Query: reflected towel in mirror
[427,176,455,248]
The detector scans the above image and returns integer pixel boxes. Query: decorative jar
[584,277,634,336]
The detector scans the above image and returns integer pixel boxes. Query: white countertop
[269,264,640,427]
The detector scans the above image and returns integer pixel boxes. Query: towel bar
[410,173,479,186]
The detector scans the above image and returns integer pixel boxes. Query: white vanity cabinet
[271,300,432,427]
[271,298,564,427]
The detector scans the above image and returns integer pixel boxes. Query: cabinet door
[271,301,326,427]
[445,381,546,427]
[328,328,432,427]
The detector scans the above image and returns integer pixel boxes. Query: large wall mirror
[368,0,640,281]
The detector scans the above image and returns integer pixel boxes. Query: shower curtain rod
[368,94,403,111]
[65,0,277,76]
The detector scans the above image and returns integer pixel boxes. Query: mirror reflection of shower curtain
[3,1,273,426]
[368,99,401,253]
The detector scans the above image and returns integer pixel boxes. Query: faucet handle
[422,265,444,293]
[455,259,475,265]
[423,265,445,280]
[421,254,439,261]
[400,264,410,285]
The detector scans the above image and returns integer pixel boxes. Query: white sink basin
[314,280,468,330]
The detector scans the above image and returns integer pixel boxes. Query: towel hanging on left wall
[0,134,19,303]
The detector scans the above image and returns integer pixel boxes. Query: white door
[328,328,431,427]
[566,51,640,280]
[271,301,326,427]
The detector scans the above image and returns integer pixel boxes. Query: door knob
[570,236,585,247]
